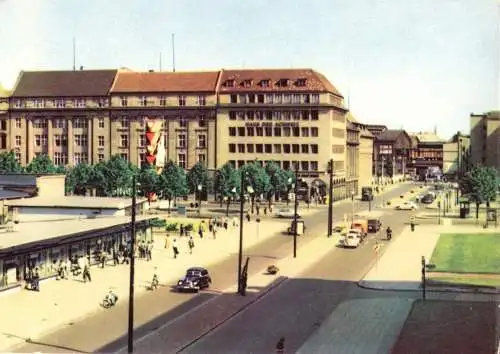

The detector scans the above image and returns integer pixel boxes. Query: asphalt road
[13,184,414,353]
[180,203,419,353]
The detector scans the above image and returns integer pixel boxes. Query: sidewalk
[358,222,500,295]
[0,217,296,352]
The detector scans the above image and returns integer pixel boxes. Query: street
[13,184,414,353]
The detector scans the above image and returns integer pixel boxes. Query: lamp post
[290,164,299,258]
[327,159,334,237]
[197,184,203,213]
[127,175,138,353]
[351,191,355,224]
[237,172,253,296]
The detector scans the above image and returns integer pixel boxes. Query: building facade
[407,132,445,179]
[442,132,471,177]
[373,130,412,179]
[3,67,375,200]
[470,111,500,171]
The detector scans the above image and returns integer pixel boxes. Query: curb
[173,276,289,353]
[357,280,500,295]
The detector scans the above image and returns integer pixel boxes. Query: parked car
[175,267,212,293]
[396,201,418,210]
[340,229,362,248]
[367,218,382,233]
[274,208,300,219]
[421,194,435,204]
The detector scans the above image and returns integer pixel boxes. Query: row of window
[120,95,207,107]
[229,93,320,105]
[14,99,109,109]
[228,143,319,154]
[228,159,319,171]
[229,126,319,138]
[228,110,319,121]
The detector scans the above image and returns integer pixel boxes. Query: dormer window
[225,79,235,88]
[241,79,252,88]
[260,79,271,88]
[277,79,289,87]
[296,78,307,87]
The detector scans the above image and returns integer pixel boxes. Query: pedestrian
[100,250,107,268]
[208,220,213,233]
[122,248,129,264]
[112,248,119,266]
[264,207,268,216]
[212,226,217,240]
[172,239,179,259]
[256,205,260,215]
[198,225,204,239]
[83,264,92,283]
[164,234,170,249]
[32,267,40,291]
[232,217,238,227]
[223,220,228,230]
[188,237,195,254]
[246,213,251,222]
[276,337,285,353]
[146,241,153,261]
[180,224,184,237]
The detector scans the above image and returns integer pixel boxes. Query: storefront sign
[244,122,299,128]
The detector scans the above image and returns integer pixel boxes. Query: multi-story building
[407,131,445,179]
[470,111,500,171]
[4,67,374,201]
[7,69,117,165]
[372,130,412,179]
[442,132,471,177]
[0,84,9,150]
[346,113,374,190]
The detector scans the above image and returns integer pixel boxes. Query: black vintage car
[367,218,382,233]
[176,267,212,293]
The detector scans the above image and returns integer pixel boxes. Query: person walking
[188,237,195,255]
[198,225,204,239]
[112,248,119,266]
[164,234,170,249]
[212,226,217,240]
[172,239,179,259]
[180,224,184,237]
[83,264,92,283]
[146,240,153,261]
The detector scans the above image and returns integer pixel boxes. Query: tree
[89,162,107,196]
[187,162,211,201]
[101,155,135,196]
[214,163,240,215]
[239,161,271,212]
[159,160,188,209]
[265,161,289,208]
[66,163,93,195]
[0,151,23,173]
[460,165,498,219]
[138,164,160,203]
[25,154,58,174]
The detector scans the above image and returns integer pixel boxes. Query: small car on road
[175,267,212,293]
[339,229,362,248]
[274,208,301,219]
[396,201,418,211]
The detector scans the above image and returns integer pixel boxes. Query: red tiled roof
[111,71,221,93]
[218,69,342,96]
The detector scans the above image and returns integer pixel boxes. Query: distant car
[340,229,362,248]
[274,208,300,219]
[176,267,212,293]
[396,201,418,210]
[421,194,435,204]
[367,218,382,233]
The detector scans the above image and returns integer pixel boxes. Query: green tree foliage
[66,163,93,195]
[460,165,498,219]
[265,161,290,207]
[159,160,188,208]
[186,162,211,196]
[138,164,160,202]
[90,162,107,196]
[0,151,23,173]
[26,154,58,174]
[101,155,135,196]
[214,163,240,215]
[240,161,271,211]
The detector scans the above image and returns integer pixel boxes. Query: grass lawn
[428,275,500,288]
[430,233,500,274]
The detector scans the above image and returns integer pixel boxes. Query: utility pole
[293,164,299,258]
[327,159,334,237]
[237,171,245,295]
[127,175,137,353]
[171,33,176,72]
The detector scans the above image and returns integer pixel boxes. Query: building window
[120,134,128,148]
[292,94,301,104]
[33,119,48,129]
[283,127,291,137]
[74,152,88,165]
[245,144,254,153]
[239,95,247,104]
[230,95,238,103]
[247,111,255,120]
[15,135,21,146]
[177,134,186,148]
[249,94,255,103]
[256,144,263,153]
[55,99,65,108]
[265,127,272,137]
[15,118,22,128]
[311,110,319,120]
[265,94,274,104]
[311,94,320,104]
[257,94,265,103]
[140,96,148,107]
[98,117,105,128]
[310,161,318,171]
[229,111,236,120]
[301,111,309,120]
[301,144,309,153]
[196,95,206,106]
[177,153,186,169]
[119,153,128,161]
[178,95,187,106]
[138,134,145,147]
[74,99,85,108]
[283,111,291,121]
[14,100,22,108]
[54,118,66,129]
[303,94,310,104]
[0,120,6,131]
[197,135,206,148]
[121,97,128,106]
[311,144,319,154]
[260,80,270,88]
[34,99,45,108]
[283,144,291,154]
[274,94,282,104]
[274,127,281,137]
[198,154,206,164]
[256,127,263,136]
[247,127,254,136]
[98,136,105,147]
[54,135,67,147]
[229,127,236,136]
[266,111,273,120]
[160,96,167,106]
[273,111,281,120]
[229,143,236,153]
[283,94,291,104]
[301,127,309,137]
[265,144,272,153]
[292,111,301,120]
[292,144,300,153]
[237,111,245,120]
[293,127,300,137]
[283,161,290,170]
[274,144,282,153]
[301,161,309,171]
[238,144,245,153]
[120,117,129,128]
[74,134,88,146]
[98,153,105,162]
[311,127,319,137]
[238,127,245,136]
[98,98,108,107]
[54,152,68,166]
[73,118,88,129]
[226,80,235,88]
[179,117,187,128]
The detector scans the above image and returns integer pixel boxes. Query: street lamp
[127,175,138,353]
[288,164,300,258]
[327,159,334,237]
[237,172,253,296]
[197,184,203,213]
[351,191,355,224]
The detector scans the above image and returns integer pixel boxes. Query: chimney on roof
[80,66,84,71]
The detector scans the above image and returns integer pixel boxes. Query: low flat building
[0,216,154,291]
